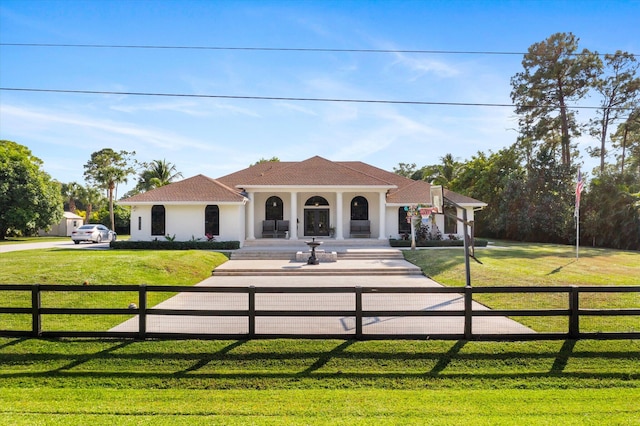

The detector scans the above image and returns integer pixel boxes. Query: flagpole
[576,204,579,259]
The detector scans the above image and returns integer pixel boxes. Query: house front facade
[121,156,486,245]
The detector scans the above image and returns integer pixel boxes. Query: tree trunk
[557,80,571,166]
[621,126,628,174]
[600,108,611,173]
[85,204,93,225]
[108,182,115,231]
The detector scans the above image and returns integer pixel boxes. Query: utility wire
[1,87,632,110]
[1,42,634,57]
[0,43,528,55]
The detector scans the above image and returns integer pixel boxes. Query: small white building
[120,156,486,245]
[39,211,84,237]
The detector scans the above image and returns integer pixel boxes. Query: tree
[450,147,524,238]
[134,159,183,193]
[95,203,131,235]
[60,181,82,213]
[393,162,418,178]
[78,185,105,224]
[83,148,137,231]
[423,154,461,186]
[511,32,601,166]
[589,51,640,173]
[581,171,640,250]
[0,140,63,240]
[611,107,640,175]
[251,157,280,166]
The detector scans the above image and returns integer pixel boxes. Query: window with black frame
[398,207,410,234]
[205,205,220,235]
[444,205,457,234]
[350,196,368,220]
[151,205,165,236]
[265,196,283,221]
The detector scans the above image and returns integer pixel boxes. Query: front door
[304,209,330,236]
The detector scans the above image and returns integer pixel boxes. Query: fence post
[138,285,147,340]
[355,286,363,339]
[248,286,256,338]
[464,286,472,340]
[31,284,41,337]
[569,286,579,338]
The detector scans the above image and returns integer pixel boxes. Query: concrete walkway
[111,249,534,337]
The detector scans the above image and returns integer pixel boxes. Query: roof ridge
[337,160,406,186]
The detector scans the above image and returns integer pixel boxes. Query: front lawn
[403,241,640,333]
[0,249,228,331]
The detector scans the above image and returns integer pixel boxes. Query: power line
[1,42,634,57]
[0,43,527,55]
[1,87,632,110]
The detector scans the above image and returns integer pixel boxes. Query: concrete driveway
[0,240,112,253]
[111,253,535,337]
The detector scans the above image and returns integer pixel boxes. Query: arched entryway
[304,196,329,236]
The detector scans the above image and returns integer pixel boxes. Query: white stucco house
[120,156,486,245]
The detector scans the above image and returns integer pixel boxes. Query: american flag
[575,170,584,216]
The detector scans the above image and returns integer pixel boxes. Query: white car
[71,224,117,244]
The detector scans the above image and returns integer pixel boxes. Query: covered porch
[244,188,392,241]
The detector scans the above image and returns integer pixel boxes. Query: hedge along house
[120,156,486,245]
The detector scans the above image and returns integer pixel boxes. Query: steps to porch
[215,239,419,276]
[230,239,404,261]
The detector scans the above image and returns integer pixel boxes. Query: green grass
[403,241,640,333]
[1,243,639,424]
[0,236,70,244]
[0,338,639,424]
[0,249,228,330]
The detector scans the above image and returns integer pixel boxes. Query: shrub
[110,240,240,250]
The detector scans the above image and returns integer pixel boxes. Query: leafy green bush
[110,240,240,250]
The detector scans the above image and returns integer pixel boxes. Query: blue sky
[1,0,639,194]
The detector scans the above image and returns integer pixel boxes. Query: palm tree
[84,149,137,231]
[78,185,105,224]
[422,154,462,186]
[60,182,82,213]
[135,159,183,192]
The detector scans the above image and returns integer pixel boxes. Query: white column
[335,192,344,240]
[290,192,298,240]
[247,192,255,240]
[378,191,387,240]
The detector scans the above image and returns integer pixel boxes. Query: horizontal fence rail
[1,284,639,340]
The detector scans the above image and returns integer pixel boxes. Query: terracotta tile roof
[386,180,433,204]
[217,161,292,187]
[338,161,412,187]
[444,189,487,206]
[120,174,245,204]
[217,156,434,204]
[227,156,396,187]
[119,157,484,207]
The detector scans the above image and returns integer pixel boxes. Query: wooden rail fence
[1,284,639,340]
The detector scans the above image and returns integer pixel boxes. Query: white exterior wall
[385,206,400,239]
[129,205,151,241]
[128,204,244,242]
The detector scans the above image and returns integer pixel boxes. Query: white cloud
[0,104,222,153]
[390,52,461,80]
[273,102,318,116]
